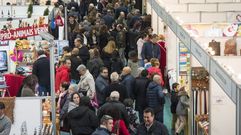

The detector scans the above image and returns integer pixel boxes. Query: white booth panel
[210,77,236,135]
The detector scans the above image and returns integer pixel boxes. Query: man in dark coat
[102,9,115,29]
[134,69,150,123]
[104,72,128,102]
[137,108,169,135]
[74,38,90,65]
[141,34,161,62]
[70,48,82,84]
[32,50,50,96]
[120,67,135,99]
[68,96,99,135]
[95,67,109,106]
[98,91,129,126]
[67,0,79,11]
[146,74,165,123]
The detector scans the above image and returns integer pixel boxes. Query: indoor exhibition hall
[0,0,240,135]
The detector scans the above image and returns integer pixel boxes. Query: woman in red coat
[147,58,164,86]
[112,119,130,135]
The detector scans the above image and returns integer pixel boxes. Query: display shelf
[150,0,238,105]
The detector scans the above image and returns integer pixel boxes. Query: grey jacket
[78,70,96,99]
[176,90,190,116]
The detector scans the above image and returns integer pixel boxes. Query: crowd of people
[0,0,191,135]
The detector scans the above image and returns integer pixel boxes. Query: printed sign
[0,16,48,41]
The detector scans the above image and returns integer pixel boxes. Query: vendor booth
[147,0,241,135]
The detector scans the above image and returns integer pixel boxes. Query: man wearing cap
[77,64,96,99]
[0,102,11,135]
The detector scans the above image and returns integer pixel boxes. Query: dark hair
[100,115,113,124]
[128,51,137,58]
[23,74,38,91]
[61,82,70,91]
[100,67,108,73]
[123,98,133,107]
[63,46,71,53]
[79,96,90,106]
[0,102,5,109]
[144,107,155,116]
[70,92,80,102]
[172,83,179,90]
[141,69,148,77]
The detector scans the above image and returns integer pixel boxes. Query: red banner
[0,24,48,41]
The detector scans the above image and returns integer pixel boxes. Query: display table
[4,74,25,96]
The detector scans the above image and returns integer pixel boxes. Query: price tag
[191,39,210,70]
[177,25,191,50]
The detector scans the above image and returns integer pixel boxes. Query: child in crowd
[127,51,139,78]
[175,86,190,135]
[123,98,139,135]
[170,83,180,131]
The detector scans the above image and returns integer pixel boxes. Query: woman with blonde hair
[101,39,122,73]
[103,40,117,54]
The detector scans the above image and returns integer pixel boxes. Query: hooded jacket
[68,106,99,135]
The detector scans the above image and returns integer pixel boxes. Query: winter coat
[78,46,90,65]
[141,41,161,61]
[116,30,126,49]
[146,81,165,112]
[78,70,96,99]
[103,14,115,29]
[98,100,129,126]
[55,65,70,92]
[147,67,164,86]
[170,90,179,114]
[21,86,35,97]
[87,57,104,79]
[176,90,189,116]
[95,75,109,105]
[127,60,139,78]
[121,74,135,99]
[137,121,169,135]
[104,82,128,103]
[92,127,111,135]
[112,119,130,135]
[68,106,99,135]
[70,54,82,81]
[32,55,50,90]
[134,77,150,111]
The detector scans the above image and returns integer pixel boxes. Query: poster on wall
[179,42,190,76]
[0,16,48,41]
